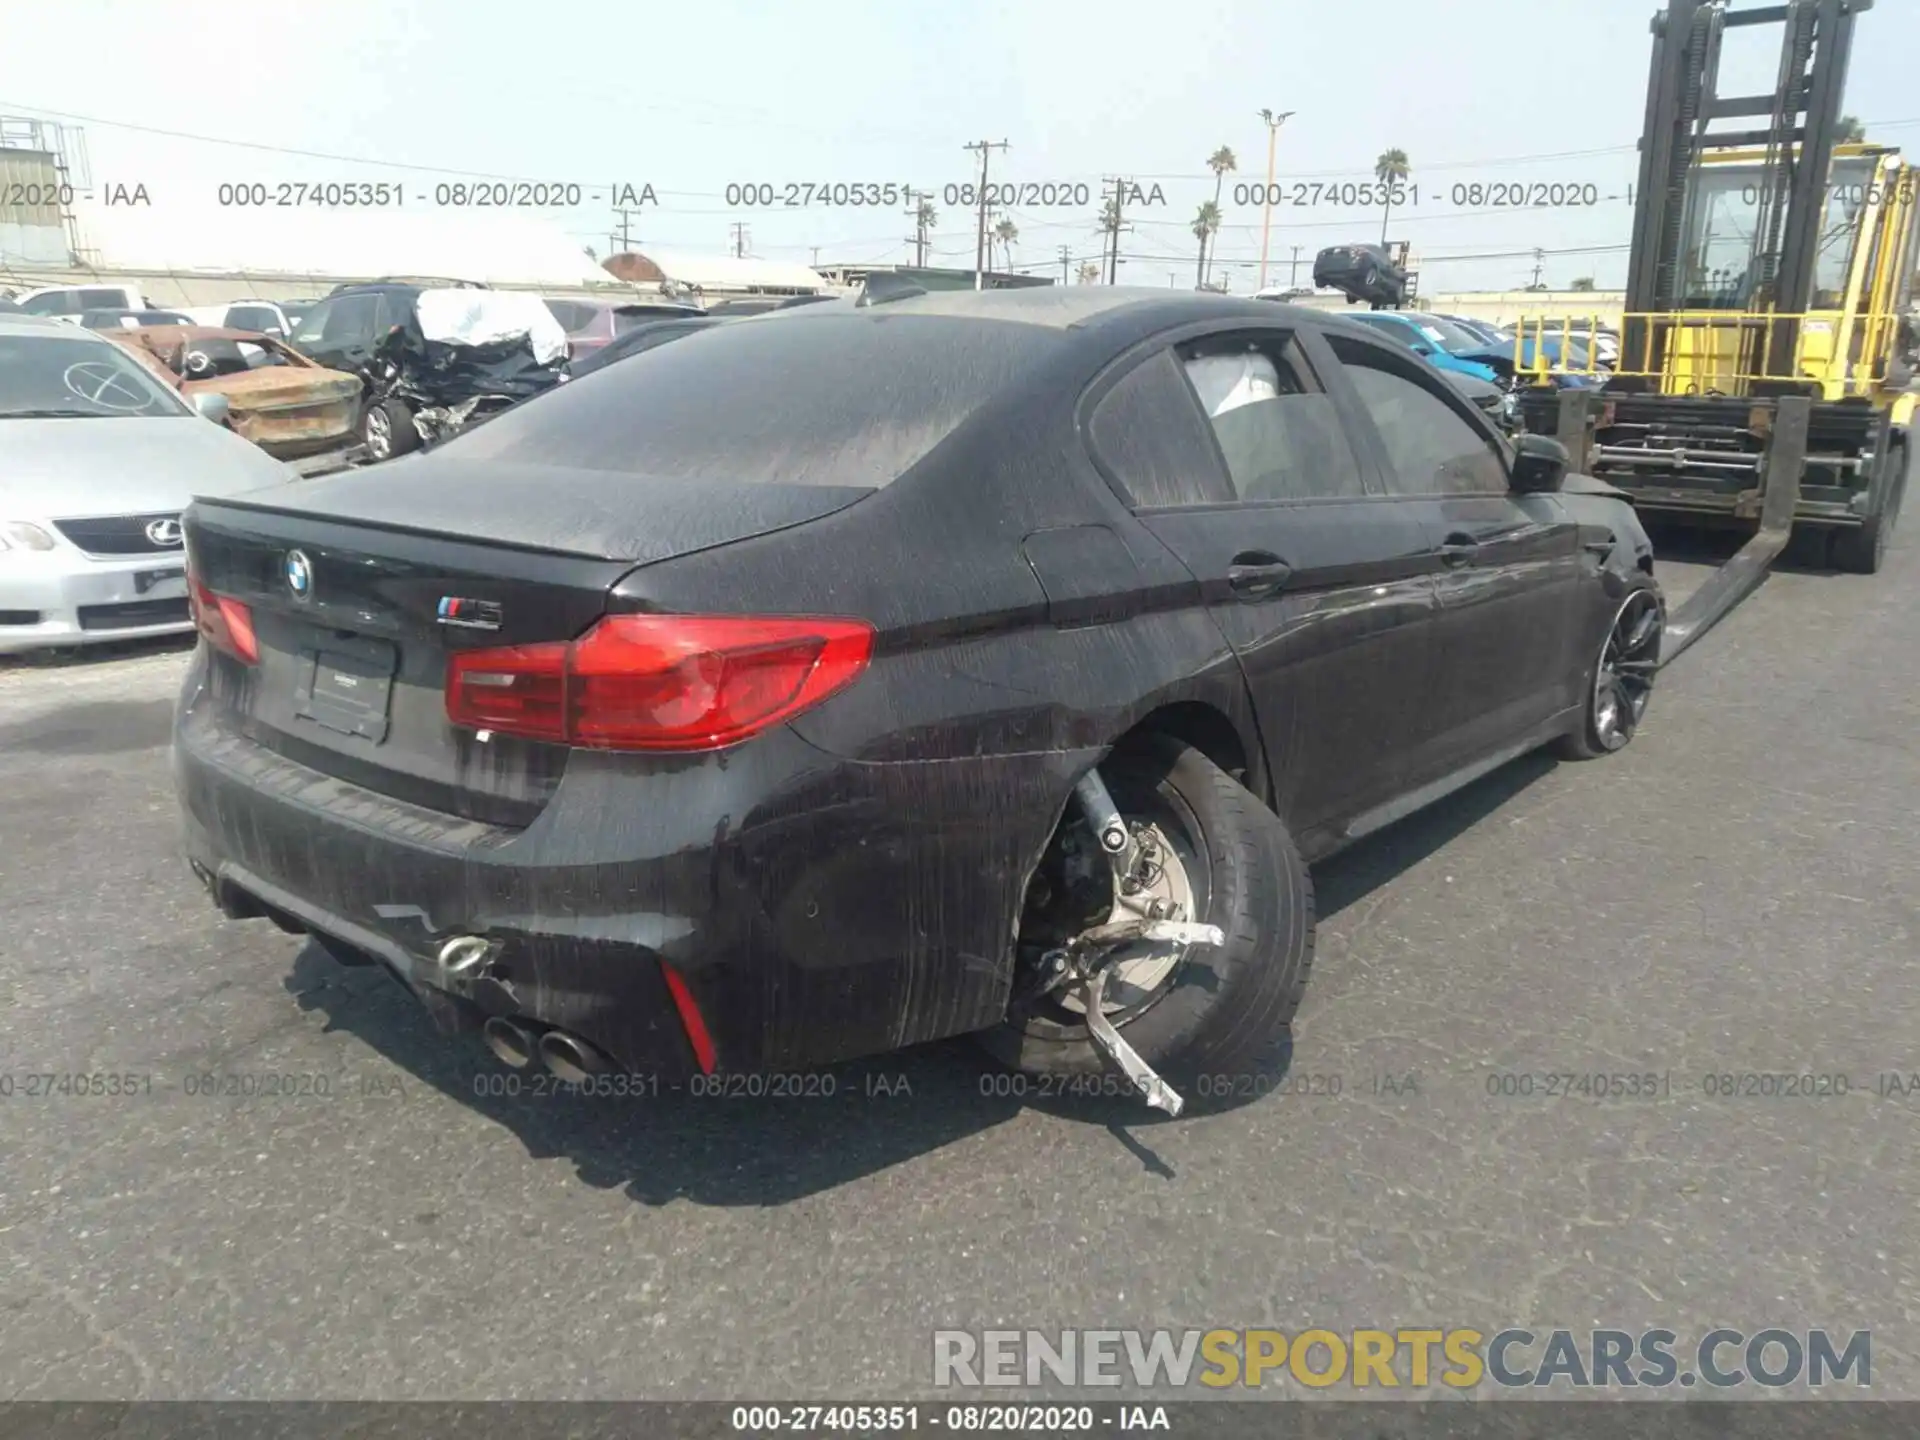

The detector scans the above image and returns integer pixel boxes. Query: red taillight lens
[445,614,873,752]
[188,574,259,665]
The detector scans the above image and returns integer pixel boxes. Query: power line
[6,95,1916,202]
[0,97,947,160]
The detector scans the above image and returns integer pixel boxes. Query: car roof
[726,284,1331,334]
[0,313,112,340]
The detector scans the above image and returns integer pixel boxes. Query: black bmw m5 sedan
[174,286,1662,1115]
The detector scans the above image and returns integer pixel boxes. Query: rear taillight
[445,614,874,752]
[186,569,259,666]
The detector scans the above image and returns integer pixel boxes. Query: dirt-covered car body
[108,326,363,458]
[174,288,1657,1083]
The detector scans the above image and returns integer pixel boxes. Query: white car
[0,316,293,654]
[12,283,155,322]
[182,300,296,338]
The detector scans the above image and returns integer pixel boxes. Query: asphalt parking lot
[1,521,1915,1402]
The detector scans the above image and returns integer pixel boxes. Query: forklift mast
[1620,0,1871,378]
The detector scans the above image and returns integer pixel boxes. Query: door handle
[1226,553,1293,598]
[1439,533,1479,568]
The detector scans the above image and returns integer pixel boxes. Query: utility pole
[1059,245,1071,284]
[810,246,820,267]
[1531,247,1545,288]
[730,223,749,259]
[1101,177,1135,285]
[1289,245,1302,288]
[609,207,641,256]
[1255,107,1295,290]
[904,190,934,267]
[963,139,1009,290]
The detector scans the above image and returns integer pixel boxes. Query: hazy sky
[3,0,1917,292]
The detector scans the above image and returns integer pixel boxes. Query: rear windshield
[443,313,1064,487]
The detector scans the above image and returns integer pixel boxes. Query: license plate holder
[133,566,186,596]
[293,635,398,743]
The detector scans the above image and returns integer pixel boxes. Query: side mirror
[1510,433,1568,493]
[191,391,231,425]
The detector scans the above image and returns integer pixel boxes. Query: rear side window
[1176,335,1365,501]
[444,314,1064,488]
[1086,348,1233,508]
[79,288,131,308]
[1331,343,1508,497]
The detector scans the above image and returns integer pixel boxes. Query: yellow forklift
[1516,0,1918,657]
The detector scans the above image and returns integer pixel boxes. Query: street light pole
[1256,107,1295,291]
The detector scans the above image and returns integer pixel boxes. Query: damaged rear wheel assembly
[977,735,1315,1114]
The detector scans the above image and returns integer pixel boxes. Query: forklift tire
[976,736,1314,1092]
[361,397,420,462]
[1827,438,1906,575]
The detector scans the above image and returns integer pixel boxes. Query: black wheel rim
[1593,589,1662,752]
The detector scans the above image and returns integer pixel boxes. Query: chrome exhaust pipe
[436,934,495,976]
[538,1029,613,1086]
[483,1016,540,1070]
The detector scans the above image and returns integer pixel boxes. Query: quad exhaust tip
[538,1029,614,1086]
[483,1016,540,1070]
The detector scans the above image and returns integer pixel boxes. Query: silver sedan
[0,315,293,654]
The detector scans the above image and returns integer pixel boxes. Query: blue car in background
[1358,310,1605,388]
[1342,312,1500,383]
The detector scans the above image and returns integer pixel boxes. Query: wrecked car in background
[293,285,568,459]
[107,326,363,462]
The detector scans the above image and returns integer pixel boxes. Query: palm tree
[1077,260,1103,285]
[993,215,1019,272]
[1570,276,1597,292]
[1375,147,1411,244]
[1192,202,1221,289]
[1205,145,1237,283]
[1836,114,1865,143]
[914,197,938,265]
[583,243,597,262]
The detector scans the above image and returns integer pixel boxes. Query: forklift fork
[1556,388,1811,666]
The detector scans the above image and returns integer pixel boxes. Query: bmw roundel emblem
[285,549,314,600]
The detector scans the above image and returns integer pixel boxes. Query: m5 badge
[436,597,503,630]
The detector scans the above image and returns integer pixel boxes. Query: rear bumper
[0,549,191,653]
[173,651,1083,1074]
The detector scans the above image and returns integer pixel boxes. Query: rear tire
[975,736,1314,1087]
[1828,439,1906,574]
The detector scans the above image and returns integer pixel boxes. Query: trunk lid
[184,460,871,825]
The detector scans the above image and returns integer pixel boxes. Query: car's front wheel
[1555,578,1663,760]
[361,397,420,461]
[976,736,1314,1092]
